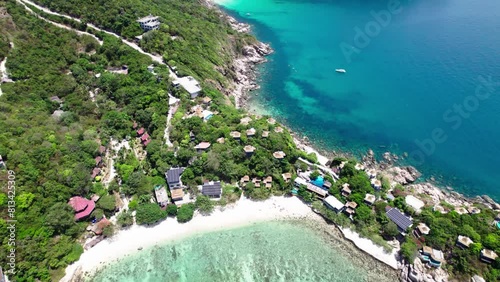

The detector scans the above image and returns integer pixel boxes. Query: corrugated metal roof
[165,167,185,184]
[324,196,343,210]
[202,182,222,196]
[386,208,413,231]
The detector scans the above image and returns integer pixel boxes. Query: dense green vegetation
[0,0,262,279]
[32,0,255,89]
[0,0,171,279]
[135,203,166,225]
[308,159,500,280]
[2,0,499,281]
[163,101,302,200]
[177,203,195,223]
[195,195,215,215]
[116,210,134,227]
[410,206,500,280]
[0,3,101,280]
[166,204,178,216]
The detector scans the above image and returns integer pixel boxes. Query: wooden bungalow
[273,151,286,160]
[282,172,292,182]
[344,201,358,216]
[480,249,498,264]
[230,131,241,140]
[246,128,256,137]
[456,235,473,249]
[414,223,430,238]
[341,183,351,197]
[194,142,211,152]
[244,145,256,157]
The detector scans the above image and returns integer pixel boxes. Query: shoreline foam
[62,196,400,281]
[55,1,497,281]
[61,196,316,281]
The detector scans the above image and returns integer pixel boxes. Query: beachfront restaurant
[421,246,445,268]
[294,177,328,199]
[305,182,328,199]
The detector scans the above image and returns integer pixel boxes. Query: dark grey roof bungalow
[386,207,413,233]
[165,167,185,189]
[202,181,222,198]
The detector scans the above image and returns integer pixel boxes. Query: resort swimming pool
[311,175,324,188]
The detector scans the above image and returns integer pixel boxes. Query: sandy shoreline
[62,196,315,281]
[61,196,399,281]
[41,1,397,280]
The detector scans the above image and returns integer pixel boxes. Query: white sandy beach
[60,196,315,281]
[60,195,400,281]
[341,228,399,269]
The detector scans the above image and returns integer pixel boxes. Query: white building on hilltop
[173,76,202,98]
[137,14,160,32]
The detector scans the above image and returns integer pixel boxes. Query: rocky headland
[208,3,500,281]
[203,0,273,108]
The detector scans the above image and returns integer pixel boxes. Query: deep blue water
[218,0,500,200]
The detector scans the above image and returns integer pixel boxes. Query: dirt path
[17,0,180,147]
[15,0,103,45]
[18,0,177,77]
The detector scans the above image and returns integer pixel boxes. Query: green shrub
[166,204,178,216]
[117,211,134,227]
[136,203,166,225]
[195,195,215,215]
[128,200,138,210]
[177,203,195,223]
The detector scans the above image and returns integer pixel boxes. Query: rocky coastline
[212,5,500,282]
[225,20,273,108]
[203,0,273,108]
[209,0,500,212]
[362,148,500,211]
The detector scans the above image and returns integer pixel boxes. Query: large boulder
[388,166,422,185]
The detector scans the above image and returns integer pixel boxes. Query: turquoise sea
[89,221,397,281]
[217,0,500,200]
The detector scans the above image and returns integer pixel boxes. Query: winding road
[0,42,15,97]
[16,0,179,146]
[19,0,174,70]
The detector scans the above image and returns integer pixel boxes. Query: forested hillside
[0,0,263,279]
[0,0,173,279]
[32,0,255,89]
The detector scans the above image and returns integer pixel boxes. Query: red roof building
[143,139,152,146]
[68,196,95,220]
[137,127,145,136]
[141,132,150,142]
[91,167,101,179]
[99,145,106,154]
[91,217,111,235]
[95,156,102,166]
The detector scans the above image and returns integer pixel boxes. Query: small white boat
[335,69,346,73]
